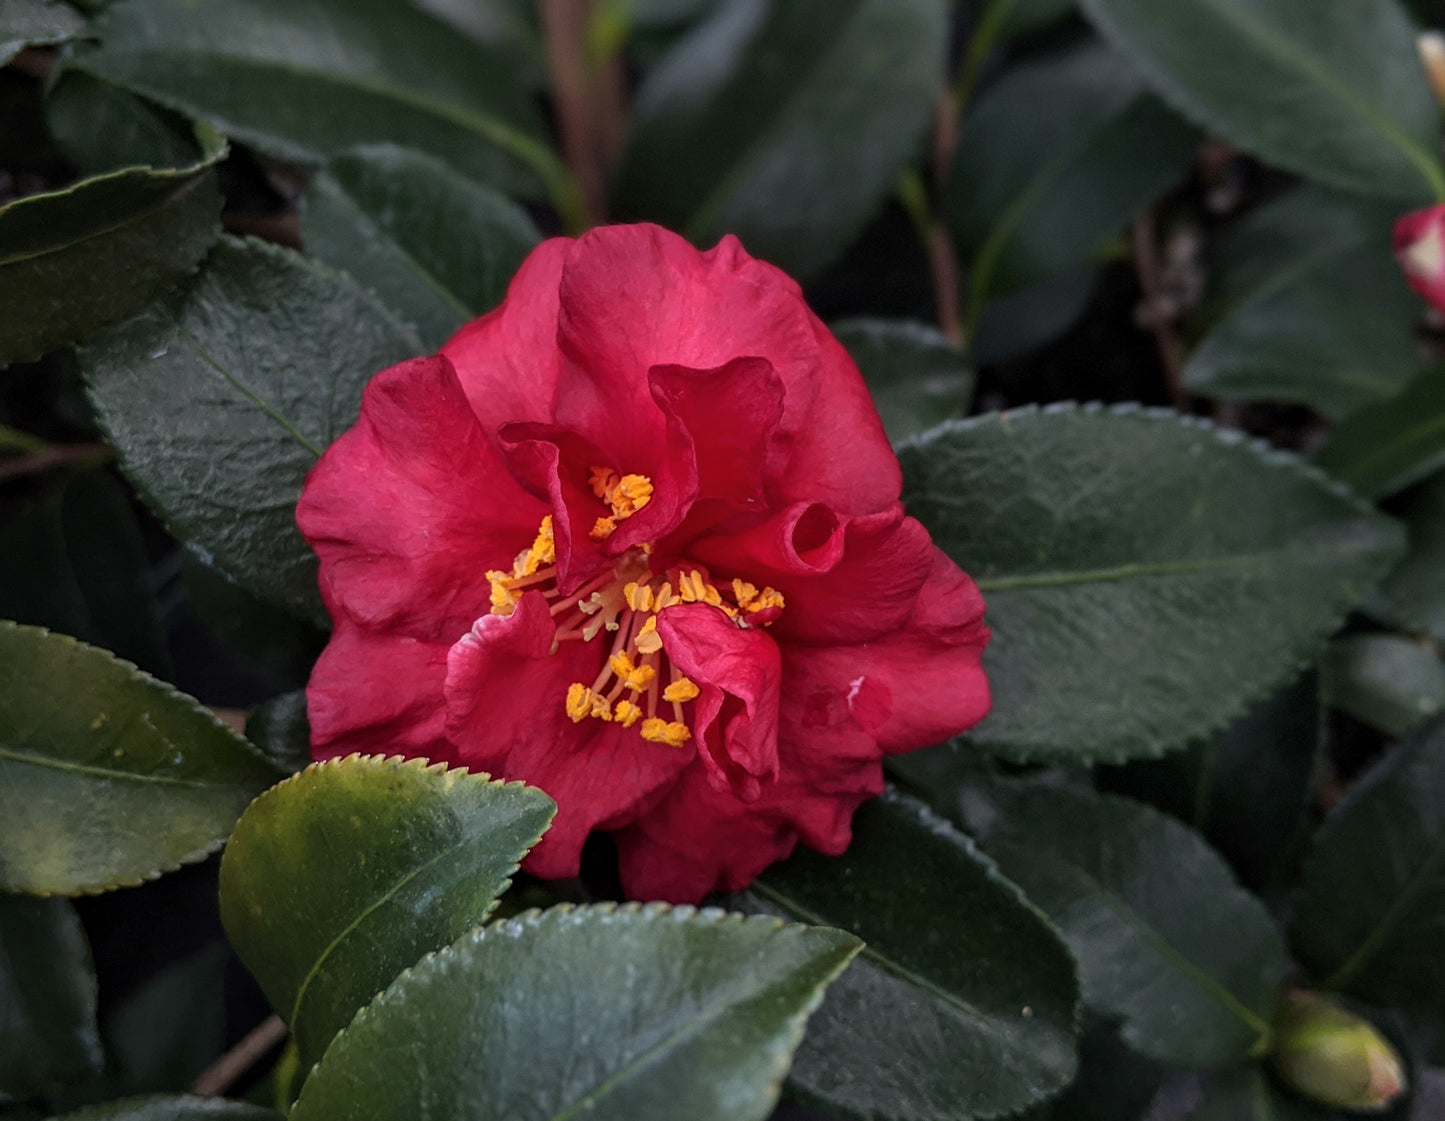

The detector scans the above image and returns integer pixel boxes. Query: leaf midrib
[969,548,1318,593]
[0,743,232,789]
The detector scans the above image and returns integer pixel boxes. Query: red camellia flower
[297,223,990,902]
[1395,204,1445,312]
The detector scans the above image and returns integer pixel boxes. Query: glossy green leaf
[1078,0,1445,200]
[899,405,1404,763]
[742,788,1079,1121]
[1371,471,1445,645]
[82,237,421,628]
[71,0,561,204]
[45,71,199,177]
[289,904,861,1121]
[0,0,84,65]
[1316,367,1445,501]
[981,785,1287,1068]
[219,755,555,1068]
[0,124,224,367]
[45,1098,280,1120]
[616,0,948,279]
[970,266,1096,366]
[831,318,973,444]
[1014,1018,1160,1121]
[1191,1067,1340,1121]
[1322,635,1445,738]
[948,39,1198,304]
[243,692,310,775]
[989,0,1077,41]
[1184,187,1421,420]
[1291,718,1445,1017]
[1098,672,1320,895]
[0,621,282,895]
[302,144,539,350]
[0,470,172,679]
[0,895,102,1099]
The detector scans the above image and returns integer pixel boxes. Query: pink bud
[1395,204,1445,312]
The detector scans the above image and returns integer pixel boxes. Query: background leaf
[1191,1066,1342,1121]
[218,755,555,1068]
[0,895,102,1100]
[0,125,224,367]
[82,237,421,628]
[615,0,948,279]
[302,144,539,350]
[1078,0,1445,200]
[831,318,973,444]
[44,71,199,177]
[1316,368,1445,501]
[289,905,861,1121]
[740,787,1079,1121]
[1013,1018,1160,1121]
[1371,471,1445,645]
[0,0,84,66]
[0,621,281,895]
[242,692,310,775]
[1321,635,1445,738]
[72,0,558,201]
[980,785,1287,1068]
[45,1098,281,1120]
[898,405,1404,763]
[1291,718,1445,1019]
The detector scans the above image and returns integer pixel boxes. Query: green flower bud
[1270,992,1406,1113]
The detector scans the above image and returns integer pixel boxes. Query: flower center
[484,470,784,748]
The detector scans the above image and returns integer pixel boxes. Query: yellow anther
[609,651,636,680]
[589,466,620,502]
[590,515,617,540]
[487,571,517,615]
[732,578,758,604]
[663,677,700,703]
[520,515,554,575]
[565,683,591,723]
[611,474,653,517]
[641,718,692,747]
[654,581,676,609]
[625,664,656,692]
[635,615,663,655]
[734,579,785,614]
[624,582,654,612]
[614,699,642,728]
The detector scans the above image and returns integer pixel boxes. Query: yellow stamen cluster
[732,579,786,615]
[589,466,654,540]
[486,515,556,616]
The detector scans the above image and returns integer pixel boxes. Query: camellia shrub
[3,1,1445,1119]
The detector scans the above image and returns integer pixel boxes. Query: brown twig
[539,0,620,229]
[191,1014,288,1097]
[1131,211,1191,412]
[0,443,110,483]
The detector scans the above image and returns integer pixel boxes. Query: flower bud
[1395,204,1445,313]
[1270,992,1406,1113]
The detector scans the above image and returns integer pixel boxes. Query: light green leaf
[218,755,555,1069]
[0,123,224,367]
[302,144,539,350]
[739,788,1079,1121]
[70,0,563,204]
[831,318,973,444]
[1291,718,1445,1019]
[1322,634,1445,738]
[616,0,948,279]
[1079,0,1445,200]
[981,785,1287,1068]
[0,621,282,895]
[82,237,421,628]
[289,905,861,1121]
[899,405,1404,763]
[1316,366,1445,501]
[0,895,102,1099]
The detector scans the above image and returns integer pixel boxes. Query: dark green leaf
[1184,187,1421,420]
[1192,1067,1341,1121]
[0,124,224,367]
[1078,0,1445,200]
[970,266,1096,366]
[45,71,199,177]
[1371,471,1445,645]
[616,0,948,279]
[1291,718,1445,1018]
[1316,367,1445,501]
[948,39,1198,304]
[82,237,421,628]
[0,0,84,66]
[1014,1018,1160,1121]
[831,318,973,444]
[899,405,1404,763]
[289,905,861,1121]
[990,0,1077,41]
[242,692,310,775]
[408,0,540,58]
[218,755,555,1068]
[72,0,562,204]
[0,621,282,895]
[302,144,539,350]
[981,785,1287,1068]
[1098,673,1320,895]
[0,895,102,1099]
[45,1098,280,1120]
[104,943,229,1095]
[0,470,172,679]
[742,788,1079,1121]
[1322,635,1445,738]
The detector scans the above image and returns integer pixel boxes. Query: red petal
[298,355,546,641]
[1394,205,1445,312]
[443,592,691,878]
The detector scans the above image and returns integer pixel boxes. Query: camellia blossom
[298,223,990,902]
[1394,204,1445,312]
